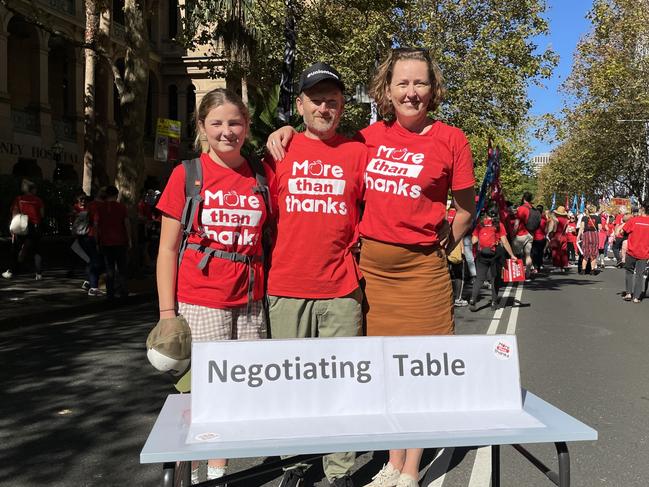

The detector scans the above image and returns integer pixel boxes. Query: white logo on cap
[307,69,339,80]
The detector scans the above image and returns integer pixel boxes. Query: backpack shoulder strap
[178,158,203,269]
[247,155,271,216]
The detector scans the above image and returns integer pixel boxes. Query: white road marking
[506,282,525,334]
[468,282,524,486]
[422,447,455,487]
[467,446,492,487]
[486,284,513,335]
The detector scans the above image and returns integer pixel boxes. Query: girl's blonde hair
[369,48,446,119]
[194,88,250,151]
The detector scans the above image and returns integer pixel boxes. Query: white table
[141,389,597,487]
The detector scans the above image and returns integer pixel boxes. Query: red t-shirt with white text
[623,215,649,259]
[12,194,44,225]
[356,120,475,246]
[267,133,366,298]
[157,153,272,308]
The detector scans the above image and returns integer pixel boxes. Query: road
[1,263,647,486]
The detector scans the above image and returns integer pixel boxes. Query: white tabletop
[140,389,597,464]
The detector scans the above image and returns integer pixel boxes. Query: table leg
[491,445,501,487]
[555,442,570,487]
[162,462,175,487]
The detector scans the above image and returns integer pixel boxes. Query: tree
[539,0,649,205]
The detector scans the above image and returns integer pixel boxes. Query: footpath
[0,236,157,329]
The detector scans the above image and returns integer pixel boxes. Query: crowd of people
[4,46,648,487]
[2,181,163,301]
[448,194,649,311]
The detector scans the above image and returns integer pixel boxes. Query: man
[94,185,131,299]
[531,204,547,271]
[620,202,649,303]
[512,192,536,278]
[267,62,366,487]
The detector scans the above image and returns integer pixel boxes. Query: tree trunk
[82,0,99,196]
[115,0,149,208]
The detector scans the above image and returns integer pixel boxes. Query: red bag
[502,258,525,282]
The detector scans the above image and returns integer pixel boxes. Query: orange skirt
[360,238,454,336]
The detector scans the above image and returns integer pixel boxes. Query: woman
[530,205,547,272]
[565,213,578,264]
[577,205,600,274]
[469,205,516,311]
[3,179,44,280]
[549,206,569,272]
[156,88,272,484]
[268,48,475,487]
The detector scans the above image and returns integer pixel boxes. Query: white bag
[9,213,29,235]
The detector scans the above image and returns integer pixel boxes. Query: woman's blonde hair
[370,48,446,119]
[194,88,250,151]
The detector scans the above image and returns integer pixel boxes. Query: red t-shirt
[622,215,649,259]
[86,200,100,238]
[12,194,44,225]
[356,120,475,246]
[515,202,532,237]
[266,133,366,298]
[157,153,273,308]
[95,201,129,246]
[566,222,577,243]
[472,221,506,252]
[534,215,547,240]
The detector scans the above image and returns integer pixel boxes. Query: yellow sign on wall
[156,118,182,139]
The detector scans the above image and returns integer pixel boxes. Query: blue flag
[551,193,556,211]
[579,194,585,213]
[571,195,578,214]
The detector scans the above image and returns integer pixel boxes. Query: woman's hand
[266,126,297,161]
[438,219,452,249]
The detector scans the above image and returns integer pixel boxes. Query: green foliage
[184,0,556,201]
[539,0,649,205]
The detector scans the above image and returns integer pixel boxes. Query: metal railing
[11,108,40,134]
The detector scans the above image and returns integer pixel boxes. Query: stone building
[0,0,227,189]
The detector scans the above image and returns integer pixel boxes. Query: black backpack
[176,157,273,317]
[525,206,541,232]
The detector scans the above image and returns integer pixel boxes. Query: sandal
[623,293,632,301]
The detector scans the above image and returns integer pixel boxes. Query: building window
[168,85,178,120]
[168,0,178,39]
[113,0,125,26]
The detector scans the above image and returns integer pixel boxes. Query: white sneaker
[2,270,12,279]
[35,273,43,280]
[364,463,401,487]
[396,473,418,487]
[81,281,90,291]
[454,298,468,307]
[207,465,227,480]
[88,288,104,296]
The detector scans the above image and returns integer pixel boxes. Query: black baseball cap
[298,62,345,94]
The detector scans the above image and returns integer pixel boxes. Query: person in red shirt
[265,62,364,487]
[156,88,273,484]
[565,213,578,263]
[550,206,569,271]
[469,206,516,311]
[612,208,627,266]
[531,204,547,272]
[3,179,45,280]
[95,185,131,299]
[512,192,535,278]
[621,202,649,302]
[268,48,476,487]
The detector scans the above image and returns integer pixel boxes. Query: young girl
[155,88,273,484]
[469,205,516,311]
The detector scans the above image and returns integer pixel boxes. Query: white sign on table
[187,335,543,444]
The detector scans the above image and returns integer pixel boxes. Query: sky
[527,0,594,156]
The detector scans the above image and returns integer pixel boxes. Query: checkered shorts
[178,300,266,341]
